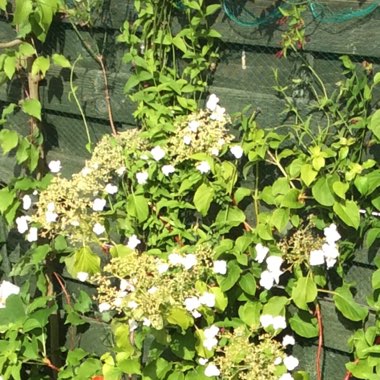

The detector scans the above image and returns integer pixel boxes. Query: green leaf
[333,286,368,321]
[205,4,221,16]
[127,194,149,223]
[21,98,42,120]
[369,109,380,141]
[332,181,349,199]
[270,208,289,232]
[52,53,71,68]
[170,331,196,360]
[117,355,142,375]
[333,200,360,229]
[0,0,6,11]
[312,177,335,206]
[193,183,214,216]
[172,35,187,53]
[292,275,317,310]
[239,273,256,295]
[301,164,317,186]
[0,187,14,213]
[31,56,50,77]
[238,301,261,328]
[372,269,380,290]
[18,43,36,57]
[65,246,100,277]
[0,129,19,154]
[374,72,380,86]
[365,228,380,249]
[234,187,251,204]
[289,311,318,338]
[210,287,228,311]
[166,308,193,330]
[218,260,241,291]
[4,55,16,80]
[13,0,33,26]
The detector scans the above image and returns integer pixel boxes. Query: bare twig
[315,303,323,380]
[0,39,22,49]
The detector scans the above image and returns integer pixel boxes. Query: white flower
[140,154,149,160]
[105,183,118,194]
[136,171,148,185]
[274,357,283,365]
[45,210,58,223]
[99,302,111,312]
[324,223,341,244]
[199,358,209,365]
[151,146,165,161]
[162,165,175,176]
[16,215,30,234]
[196,161,211,174]
[204,363,220,377]
[92,198,106,211]
[157,262,169,274]
[325,256,337,269]
[283,355,299,371]
[204,325,219,339]
[143,318,151,327]
[127,300,138,309]
[199,292,215,307]
[259,270,275,290]
[206,94,219,111]
[182,254,197,270]
[272,315,287,330]
[120,279,135,292]
[184,296,201,311]
[127,234,141,249]
[210,105,225,121]
[22,195,32,210]
[129,319,138,331]
[230,145,244,159]
[47,202,55,212]
[255,243,269,263]
[188,120,200,132]
[210,148,219,156]
[26,227,38,242]
[322,243,339,260]
[0,280,20,308]
[114,298,123,308]
[217,138,225,147]
[77,272,89,282]
[70,220,80,226]
[148,286,158,294]
[266,256,283,272]
[309,249,325,266]
[213,260,227,275]
[260,314,274,328]
[93,223,105,235]
[282,335,296,347]
[192,310,202,318]
[168,253,183,266]
[183,135,192,145]
[48,160,61,173]
[81,167,91,176]
[203,337,218,351]
[116,166,126,176]
[279,374,294,380]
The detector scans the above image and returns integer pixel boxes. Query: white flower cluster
[198,326,221,377]
[15,215,38,242]
[206,94,225,122]
[184,292,216,318]
[260,314,287,330]
[0,280,20,308]
[309,223,341,268]
[255,244,284,290]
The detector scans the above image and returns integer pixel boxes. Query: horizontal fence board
[214,2,380,58]
[0,66,134,124]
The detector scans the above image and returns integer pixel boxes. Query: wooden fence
[1,1,380,378]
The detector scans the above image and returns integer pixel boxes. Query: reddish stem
[53,272,71,306]
[315,303,323,380]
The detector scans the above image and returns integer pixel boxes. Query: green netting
[222,0,380,26]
